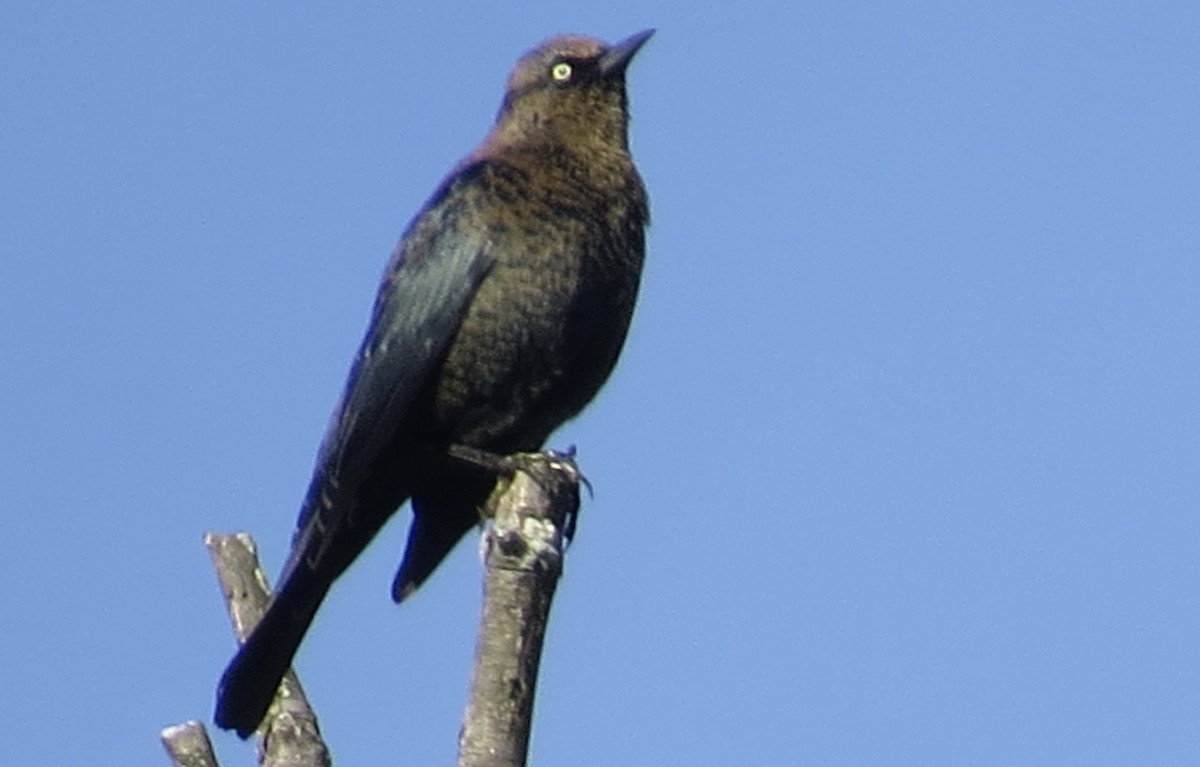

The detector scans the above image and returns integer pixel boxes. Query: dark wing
[214,163,498,738]
[283,162,497,583]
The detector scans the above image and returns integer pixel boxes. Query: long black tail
[214,571,328,738]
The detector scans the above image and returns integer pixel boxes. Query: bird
[214,29,653,738]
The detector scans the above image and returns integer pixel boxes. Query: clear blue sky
[3,2,1198,764]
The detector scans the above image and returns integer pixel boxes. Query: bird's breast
[426,184,643,451]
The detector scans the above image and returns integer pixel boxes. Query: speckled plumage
[215,30,652,738]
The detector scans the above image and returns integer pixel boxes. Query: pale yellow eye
[550,62,573,82]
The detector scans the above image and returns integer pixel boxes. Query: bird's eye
[550,62,573,82]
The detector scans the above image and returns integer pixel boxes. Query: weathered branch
[456,451,583,767]
[161,721,219,767]
[204,533,332,767]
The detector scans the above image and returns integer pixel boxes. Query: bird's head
[486,30,654,157]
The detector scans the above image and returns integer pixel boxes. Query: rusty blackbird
[214,30,653,737]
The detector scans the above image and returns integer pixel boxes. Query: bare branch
[205,533,332,767]
[457,451,582,767]
[161,721,219,767]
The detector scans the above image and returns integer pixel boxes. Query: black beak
[599,29,655,78]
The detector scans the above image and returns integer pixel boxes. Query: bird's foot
[447,444,589,542]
